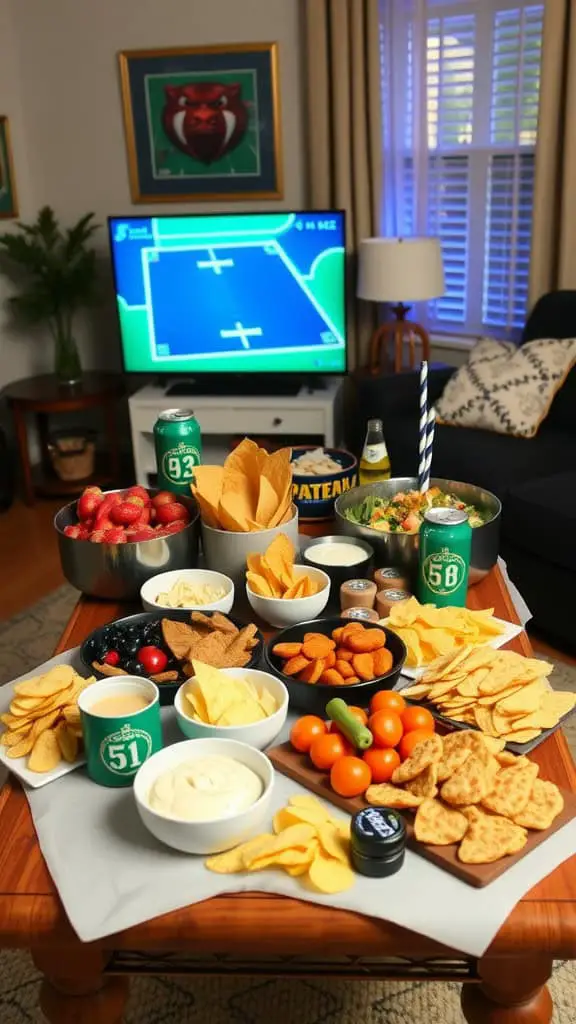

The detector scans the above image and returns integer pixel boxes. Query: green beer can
[154,409,202,496]
[417,507,472,608]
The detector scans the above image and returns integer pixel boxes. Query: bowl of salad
[334,477,501,584]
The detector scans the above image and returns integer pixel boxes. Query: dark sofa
[349,291,576,649]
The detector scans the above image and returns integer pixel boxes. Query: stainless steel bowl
[334,477,501,586]
[54,490,200,600]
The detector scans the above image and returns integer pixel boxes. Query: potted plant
[0,206,99,384]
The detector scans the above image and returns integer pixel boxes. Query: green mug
[78,677,162,787]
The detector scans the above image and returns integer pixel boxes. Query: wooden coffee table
[0,565,574,1024]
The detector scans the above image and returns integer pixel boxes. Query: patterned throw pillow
[435,337,576,438]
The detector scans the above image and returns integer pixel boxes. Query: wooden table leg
[103,402,121,483]
[32,945,129,1024]
[37,412,52,476]
[12,404,35,505]
[461,954,553,1024]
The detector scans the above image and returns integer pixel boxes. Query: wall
[0,0,305,387]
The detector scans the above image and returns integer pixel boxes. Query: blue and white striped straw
[418,361,428,490]
[420,405,436,493]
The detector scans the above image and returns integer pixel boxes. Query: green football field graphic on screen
[111,213,347,374]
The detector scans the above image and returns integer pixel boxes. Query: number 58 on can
[416,507,472,608]
[154,409,202,495]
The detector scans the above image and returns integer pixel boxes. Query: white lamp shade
[357,237,445,302]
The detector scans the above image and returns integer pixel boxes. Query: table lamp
[357,237,445,375]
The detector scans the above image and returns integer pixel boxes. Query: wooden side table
[4,373,125,505]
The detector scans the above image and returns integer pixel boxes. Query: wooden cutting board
[268,741,576,888]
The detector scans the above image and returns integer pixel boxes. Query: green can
[78,677,162,787]
[154,408,202,495]
[417,507,472,608]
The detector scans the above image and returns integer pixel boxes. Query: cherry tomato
[399,727,434,761]
[103,650,121,666]
[290,715,327,753]
[368,709,403,749]
[401,705,435,734]
[370,690,406,716]
[137,645,168,674]
[310,732,352,771]
[330,756,372,797]
[362,746,401,783]
[330,706,368,735]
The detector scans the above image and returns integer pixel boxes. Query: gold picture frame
[118,42,283,203]
[0,117,18,219]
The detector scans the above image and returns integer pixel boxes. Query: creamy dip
[307,542,366,567]
[148,756,263,821]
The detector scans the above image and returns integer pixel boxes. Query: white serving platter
[0,653,87,789]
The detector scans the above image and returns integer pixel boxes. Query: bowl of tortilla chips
[193,439,299,584]
[245,532,330,628]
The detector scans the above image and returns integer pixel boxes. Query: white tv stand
[128,378,345,486]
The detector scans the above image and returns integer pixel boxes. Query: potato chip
[55,721,79,764]
[28,728,61,773]
[414,798,469,845]
[308,849,355,893]
[14,665,75,699]
[188,662,278,726]
[496,680,546,716]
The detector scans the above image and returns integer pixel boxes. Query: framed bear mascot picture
[0,118,18,219]
[118,43,283,202]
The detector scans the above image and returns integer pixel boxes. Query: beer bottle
[359,419,391,485]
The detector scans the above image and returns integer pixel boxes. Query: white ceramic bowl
[246,565,330,628]
[175,668,288,749]
[200,505,299,584]
[133,737,274,854]
[140,568,234,613]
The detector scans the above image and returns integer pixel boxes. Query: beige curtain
[529,0,576,304]
[304,0,383,368]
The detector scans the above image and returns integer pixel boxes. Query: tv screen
[108,211,347,375]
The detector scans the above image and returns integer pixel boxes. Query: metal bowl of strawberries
[54,486,200,600]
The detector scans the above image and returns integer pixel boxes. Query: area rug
[0,589,575,1023]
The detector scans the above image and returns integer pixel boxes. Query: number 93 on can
[78,678,162,787]
[154,409,202,496]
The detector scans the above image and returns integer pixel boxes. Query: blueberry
[124,659,145,676]
[119,638,141,657]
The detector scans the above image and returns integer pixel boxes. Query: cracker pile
[366,730,564,863]
[163,612,259,671]
[401,645,576,744]
[0,665,92,773]
[206,794,355,893]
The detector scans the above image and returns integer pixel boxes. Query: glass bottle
[359,418,391,485]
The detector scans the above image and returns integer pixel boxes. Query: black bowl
[81,609,264,706]
[264,617,406,714]
[301,535,374,608]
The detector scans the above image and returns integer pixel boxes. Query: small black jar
[350,806,406,878]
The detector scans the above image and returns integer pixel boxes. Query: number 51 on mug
[154,409,202,496]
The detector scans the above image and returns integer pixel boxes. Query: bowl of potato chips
[175,664,288,749]
[245,533,330,628]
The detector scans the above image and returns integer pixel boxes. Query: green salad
[343,487,486,535]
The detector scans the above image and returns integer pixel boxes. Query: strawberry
[125,485,151,505]
[125,495,145,508]
[89,530,107,543]
[77,489,103,520]
[155,502,190,525]
[63,524,83,539]
[160,520,187,535]
[103,527,127,544]
[127,526,156,542]
[152,490,177,509]
[133,506,151,527]
[110,501,142,526]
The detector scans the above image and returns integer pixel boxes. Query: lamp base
[368,309,431,375]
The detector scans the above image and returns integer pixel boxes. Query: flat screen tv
[108,211,347,376]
